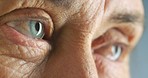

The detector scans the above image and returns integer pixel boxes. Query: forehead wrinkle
[50,0,74,9]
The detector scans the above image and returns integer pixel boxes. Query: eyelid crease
[0,8,51,25]
[92,28,129,50]
[92,39,129,51]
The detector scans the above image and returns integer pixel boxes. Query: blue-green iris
[29,20,44,38]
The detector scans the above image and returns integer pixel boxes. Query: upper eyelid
[92,28,129,51]
[6,18,49,26]
[0,8,52,25]
[1,14,50,25]
[93,41,129,51]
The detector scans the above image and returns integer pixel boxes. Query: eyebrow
[109,12,144,24]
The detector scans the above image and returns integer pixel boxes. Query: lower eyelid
[6,20,32,38]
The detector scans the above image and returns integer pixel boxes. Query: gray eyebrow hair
[50,0,74,9]
[109,12,144,24]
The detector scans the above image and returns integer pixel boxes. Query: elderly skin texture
[0,0,144,78]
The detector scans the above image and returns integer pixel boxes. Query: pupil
[112,45,119,55]
[115,46,118,53]
[35,22,40,31]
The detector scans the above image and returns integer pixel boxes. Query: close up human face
[0,0,144,78]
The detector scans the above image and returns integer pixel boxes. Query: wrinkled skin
[0,0,144,78]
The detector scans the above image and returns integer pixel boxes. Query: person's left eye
[93,43,128,61]
[92,29,129,61]
[107,44,122,61]
[106,43,128,61]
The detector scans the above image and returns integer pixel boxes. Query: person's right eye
[7,20,46,39]
[1,8,54,40]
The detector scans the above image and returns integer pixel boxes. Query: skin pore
[0,0,144,78]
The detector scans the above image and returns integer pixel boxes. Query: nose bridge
[53,23,99,78]
[44,21,99,78]
[64,40,98,78]
[44,0,106,78]
[52,8,104,77]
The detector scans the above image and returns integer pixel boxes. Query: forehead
[107,0,144,13]
[50,0,75,8]
[104,0,144,25]
[0,0,144,25]
[0,0,144,12]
